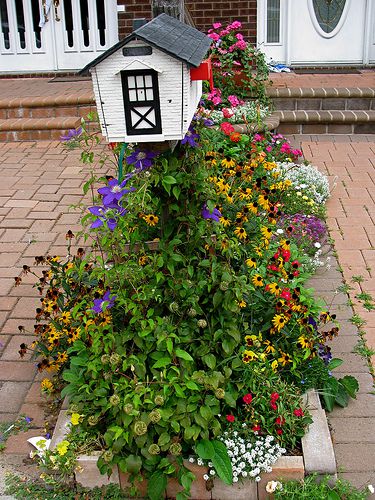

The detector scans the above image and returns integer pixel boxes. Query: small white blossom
[203,474,209,481]
[188,457,195,463]
[368,485,375,494]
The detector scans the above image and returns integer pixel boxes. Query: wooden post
[151,0,184,21]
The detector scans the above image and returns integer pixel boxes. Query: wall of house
[116,1,257,43]
[92,41,192,142]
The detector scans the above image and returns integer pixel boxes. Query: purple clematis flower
[126,150,157,170]
[88,203,127,231]
[202,204,221,222]
[97,178,135,207]
[181,126,200,147]
[60,127,83,141]
[318,343,332,365]
[92,290,116,314]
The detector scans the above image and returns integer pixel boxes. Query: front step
[267,87,375,134]
[0,92,95,141]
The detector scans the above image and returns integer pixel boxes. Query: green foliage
[196,439,232,484]
[273,474,371,499]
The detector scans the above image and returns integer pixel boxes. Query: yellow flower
[71,413,83,426]
[236,212,248,223]
[66,262,74,270]
[245,334,259,347]
[258,194,270,210]
[143,214,159,226]
[264,340,276,354]
[278,352,292,366]
[260,226,273,240]
[298,336,311,349]
[267,282,280,296]
[51,256,60,263]
[279,239,290,250]
[56,440,69,456]
[271,360,279,371]
[238,188,252,200]
[56,351,68,364]
[220,217,231,227]
[242,350,258,363]
[60,311,71,324]
[264,161,277,171]
[234,227,247,240]
[238,300,246,308]
[272,314,288,331]
[41,378,53,392]
[221,239,229,250]
[221,157,235,169]
[246,257,257,269]
[252,274,264,287]
[85,319,95,330]
[247,202,258,215]
[67,328,81,344]
[138,255,148,266]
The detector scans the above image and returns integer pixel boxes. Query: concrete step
[275,109,375,135]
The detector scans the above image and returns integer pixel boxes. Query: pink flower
[228,95,240,107]
[220,29,230,37]
[294,408,304,417]
[229,21,242,30]
[253,133,263,142]
[235,40,247,50]
[266,146,272,152]
[220,122,235,135]
[222,108,234,119]
[212,96,222,105]
[243,393,253,404]
[226,415,235,422]
[292,149,303,157]
[236,33,244,40]
[208,32,220,41]
[212,22,222,29]
[280,142,291,153]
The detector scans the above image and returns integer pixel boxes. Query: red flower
[226,415,235,422]
[270,402,277,411]
[220,122,235,136]
[243,393,253,404]
[271,392,279,401]
[275,416,285,426]
[276,428,283,435]
[291,260,300,268]
[281,249,291,262]
[280,289,291,301]
[230,132,242,142]
[293,408,304,417]
[252,424,261,432]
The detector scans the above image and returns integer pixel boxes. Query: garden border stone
[50,388,336,499]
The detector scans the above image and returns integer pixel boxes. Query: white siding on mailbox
[91,40,199,143]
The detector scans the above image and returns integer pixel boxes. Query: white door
[0,0,118,73]
[366,0,375,64]
[257,0,372,66]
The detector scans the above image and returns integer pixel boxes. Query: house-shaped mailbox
[81,14,212,143]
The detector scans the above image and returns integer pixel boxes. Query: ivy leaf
[147,471,167,500]
[175,349,193,361]
[211,440,233,485]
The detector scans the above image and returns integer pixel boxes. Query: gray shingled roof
[80,13,211,75]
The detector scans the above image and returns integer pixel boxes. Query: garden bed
[49,389,335,499]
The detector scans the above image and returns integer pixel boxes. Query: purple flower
[97,178,135,207]
[88,203,127,231]
[24,416,32,424]
[318,344,332,365]
[60,127,82,141]
[202,203,221,222]
[126,150,157,170]
[45,432,51,439]
[92,290,116,314]
[181,126,200,147]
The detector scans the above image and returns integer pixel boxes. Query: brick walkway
[0,136,375,495]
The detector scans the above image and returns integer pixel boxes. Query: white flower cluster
[275,162,331,204]
[209,102,270,125]
[197,431,286,483]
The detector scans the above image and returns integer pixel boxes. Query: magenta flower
[212,22,222,29]
[227,95,240,107]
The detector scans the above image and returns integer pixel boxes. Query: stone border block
[302,409,336,475]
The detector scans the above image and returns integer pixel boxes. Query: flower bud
[169,302,179,313]
[109,394,120,406]
[148,444,161,455]
[149,409,162,423]
[169,442,182,456]
[197,319,207,328]
[102,450,114,463]
[134,421,148,436]
[154,395,164,406]
[220,281,229,291]
[187,308,197,318]
[88,415,99,426]
[124,403,134,414]
[101,354,110,364]
[215,388,225,399]
[109,353,121,366]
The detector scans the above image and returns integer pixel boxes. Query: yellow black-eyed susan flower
[246,257,257,268]
[267,283,280,295]
[272,314,288,331]
[220,217,231,227]
[143,214,159,226]
[234,227,247,240]
[221,157,235,169]
[278,352,292,366]
[252,274,264,287]
[260,226,273,240]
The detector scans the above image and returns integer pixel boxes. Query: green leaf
[175,349,193,362]
[339,375,359,399]
[148,471,167,500]
[158,432,170,447]
[62,371,78,383]
[335,384,350,408]
[327,358,343,371]
[196,439,215,460]
[125,454,142,474]
[152,357,171,369]
[322,378,339,412]
[211,440,233,485]
[186,381,200,391]
[203,354,216,369]
[163,175,177,185]
[166,338,173,355]
[327,490,341,500]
